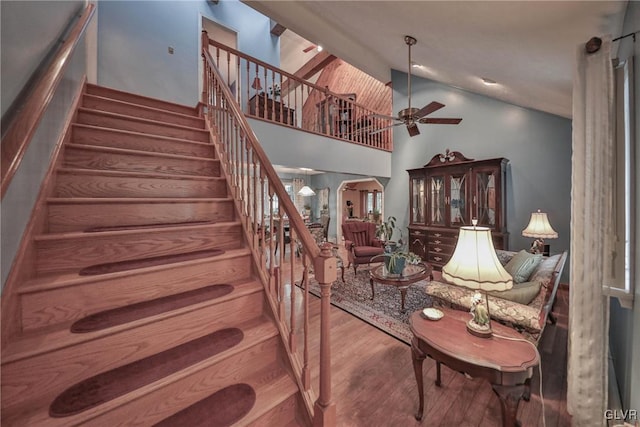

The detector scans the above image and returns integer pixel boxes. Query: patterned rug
[306,265,433,345]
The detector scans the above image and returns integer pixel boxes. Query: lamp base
[466,320,493,339]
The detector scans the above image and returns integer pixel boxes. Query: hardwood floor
[281,251,571,426]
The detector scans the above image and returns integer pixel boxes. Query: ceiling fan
[373,36,462,137]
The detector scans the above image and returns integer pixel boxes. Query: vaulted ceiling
[245,1,629,118]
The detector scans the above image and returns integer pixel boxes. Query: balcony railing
[203,34,393,152]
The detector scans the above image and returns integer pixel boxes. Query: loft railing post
[313,243,337,426]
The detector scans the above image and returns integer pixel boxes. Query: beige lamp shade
[442,225,513,292]
[522,210,558,239]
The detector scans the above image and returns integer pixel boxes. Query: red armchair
[341,222,384,274]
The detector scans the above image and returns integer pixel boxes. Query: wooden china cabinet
[407,150,509,269]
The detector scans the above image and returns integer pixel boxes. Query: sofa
[425,249,568,343]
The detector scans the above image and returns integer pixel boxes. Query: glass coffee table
[369,262,433,311]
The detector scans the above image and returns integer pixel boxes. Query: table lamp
[522,209,558,255]
[442,219,513,338]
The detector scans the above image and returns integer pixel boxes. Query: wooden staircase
[1,84,307,426]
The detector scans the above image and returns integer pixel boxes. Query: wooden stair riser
[72,125,215,158]
[77,109,209,142]
[86,84,197,116]
[20,259,254,331]
[64,145,220,176]
[82,94,205,129]
[47,199,234,233]
[54,172,227,199]
[35,224,243,274]
[1,307,271,415]
[245,393,300,427]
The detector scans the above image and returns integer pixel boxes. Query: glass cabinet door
[411,176,425,224]
[449,173,467,226]
[476,171,496,227]
[429,176,445,226]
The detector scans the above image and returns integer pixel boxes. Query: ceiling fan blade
[415,101,445,118]
[419,117,463,125]
[407,122,420,137]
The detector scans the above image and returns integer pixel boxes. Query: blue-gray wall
[385,70,572,261]
[609,0,640,412]
[1,0,88,289]
[97,0,279,107]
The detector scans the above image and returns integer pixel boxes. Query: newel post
[313,243,337,426]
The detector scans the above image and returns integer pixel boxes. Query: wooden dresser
[407,150,509,270]
[248,93,295,125]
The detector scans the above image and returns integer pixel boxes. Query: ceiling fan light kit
[372,35,462,137]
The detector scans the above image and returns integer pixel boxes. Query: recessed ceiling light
[482,77,497,85]
[316,45,323,52]
[299,167,313,171]
[411,62,421,68]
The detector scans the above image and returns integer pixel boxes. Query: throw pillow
[489,280,542,305]
[504,250,542,283]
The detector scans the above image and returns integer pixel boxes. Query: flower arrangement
[268,84,281,98]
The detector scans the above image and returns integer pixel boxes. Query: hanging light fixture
[298,168,316,196]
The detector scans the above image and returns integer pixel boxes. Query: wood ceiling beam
[281,51,337,95]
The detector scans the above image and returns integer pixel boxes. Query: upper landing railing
[204,35,393,152]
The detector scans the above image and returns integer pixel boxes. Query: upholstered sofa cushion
[426,251,567,341]
[504,250,542,283]
[489,280,541,305]
[353,246,385,258]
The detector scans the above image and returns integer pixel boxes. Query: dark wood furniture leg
[369,278,375,301]
[340,266,345,282]
[435,361,442,387]
[492,384,526,427]
[400,288,407,311]
[411,338,426,421]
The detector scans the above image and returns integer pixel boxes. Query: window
[606,57,635,308]
[269,181,294,215]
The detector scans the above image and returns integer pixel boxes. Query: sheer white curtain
[568,36,614,426]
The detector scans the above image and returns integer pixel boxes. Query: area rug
[305,266,433,345]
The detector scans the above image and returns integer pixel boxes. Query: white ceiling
[245,1,629,118]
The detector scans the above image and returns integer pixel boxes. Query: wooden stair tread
[47,196,232,204]
[2,318,282,426]
[72,123,214,147]
[34,220,241,241]
[83,220,217,232]
[49,327,246,417]
[83,93,204,123]
[65,143,218,163]
[78,248,226,276]
[57,167,224,181]
[70,283,236,333]
[86,83,198,116]
[18,248,252,294]
[77,107,209,134]
[152,383,256,427]
[3,280,265,362]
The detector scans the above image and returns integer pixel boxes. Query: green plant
[376,216,396,241]
[386,250,422,274]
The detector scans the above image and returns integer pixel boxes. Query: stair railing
[203,35,393,152]
[0,3,96,199]
[202,32,337,426]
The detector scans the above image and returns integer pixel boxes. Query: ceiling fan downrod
[405,35,417,113]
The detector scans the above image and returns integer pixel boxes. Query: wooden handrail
[0,3,95,199]
[202,29,337,425]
